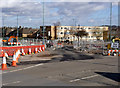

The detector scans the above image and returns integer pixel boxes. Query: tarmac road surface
[1,46,119,86]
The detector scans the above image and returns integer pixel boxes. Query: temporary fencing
[18,38,44,46]
[47,40,64,49]
[73,40,108,54]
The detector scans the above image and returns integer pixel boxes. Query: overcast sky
[0,0,119,28]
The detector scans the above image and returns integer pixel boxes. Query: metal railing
[18,38,44,46]
[73,40,109,54]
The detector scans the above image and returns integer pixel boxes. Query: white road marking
[3,81,21,86]
[81,75,98,80]
[1,63,44,74]
[70,79,80,82]
[69,75,99,83]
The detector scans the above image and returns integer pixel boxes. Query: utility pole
[42,0,45,45]
[2,15,4,38]
[17,14,19,46]
[2,14,5,46]
[109,2,112,43]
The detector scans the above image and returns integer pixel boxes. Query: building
[40,26,109,41]
[0,26,39,38]
[40,26,57,40]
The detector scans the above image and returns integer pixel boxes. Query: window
[64,27,67,29]
[61,32,63,34]
[88,28,91,29]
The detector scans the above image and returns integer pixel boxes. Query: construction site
[0,1,120,88]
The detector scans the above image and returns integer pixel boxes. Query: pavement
[0,46,120,87]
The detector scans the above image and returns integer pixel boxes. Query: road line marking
[69,75,99,83]
[3,81,21,86]
[70,79,80,82]
[81,75,98,80]
[2,63,44,74]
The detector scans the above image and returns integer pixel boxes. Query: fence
[2,38,47,47]
[0,45,45,57]
[18,38,44,46]
[46,40,64,50]
[73,40,109,54]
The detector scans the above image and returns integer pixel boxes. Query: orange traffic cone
[108,50,110,56]
[12,52,17,67]
[119,50,120,56]
[16,49,20,63]
[0,53,8,70]
[42,46,45,51]
[21,48,25,56]
[1,50,4,57]
[29,48,31,55]
[35,48,38,54]
[39,47,42,52]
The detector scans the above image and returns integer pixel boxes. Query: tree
[74,29,88,47]
[69,28,76,41]
[92,28,103,40]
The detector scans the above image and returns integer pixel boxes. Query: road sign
[111,43,119,48]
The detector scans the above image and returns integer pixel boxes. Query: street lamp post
[2,15,5,46]
[17,14,19,46]
[109,2,112,43]
[42,1,45,45]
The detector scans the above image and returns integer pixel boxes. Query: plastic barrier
[108,50,120,56]
[0,45,45,57]
[0,45,45,70]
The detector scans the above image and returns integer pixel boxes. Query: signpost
[111,43,119,49]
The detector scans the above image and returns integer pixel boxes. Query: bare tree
[92,28,103,40]
[69,29,76,41]
[74,29,88,46]
[53,21,61,26]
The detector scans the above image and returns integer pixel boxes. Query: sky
[0,0,119,28]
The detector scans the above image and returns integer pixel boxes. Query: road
[1,46,120,87]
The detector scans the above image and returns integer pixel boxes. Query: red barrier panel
[0,45,45,57]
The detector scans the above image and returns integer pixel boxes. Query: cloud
[0,1,118,27]
[89,19,95,22]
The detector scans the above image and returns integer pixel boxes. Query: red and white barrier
[8,42,20,45]
[108,50,120,56]
[0,45,45,70]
